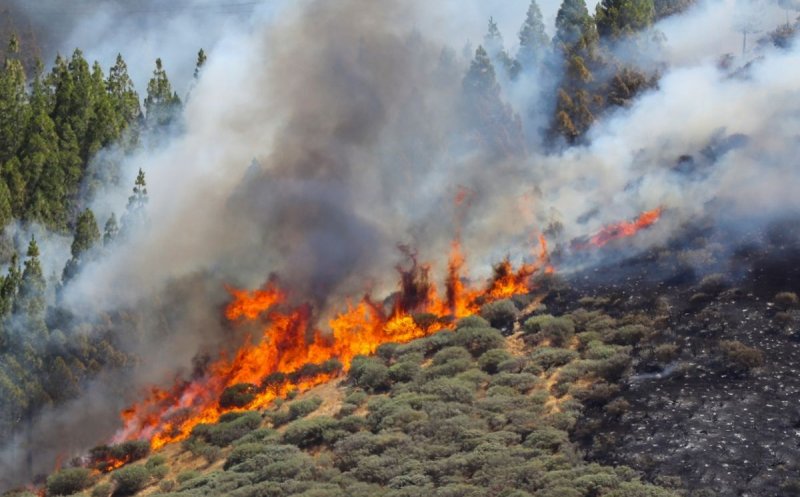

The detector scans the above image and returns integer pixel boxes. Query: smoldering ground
[2,0,800,488]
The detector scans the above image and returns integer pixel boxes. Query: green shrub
[176,470,200,484]
[478,349,512,374]
[349,356,391,392]
[198,444,222,464]
[289,396,323,419]
[219,382,258,408]
[149,464,169,480]
[432,346,472,365]
[489,372,541,393]
[91,482,112,497]
[283,416,343,448]
[523,426,569,453]
[530,347,579,370]
[144,454,166,470]
[224,443,270,470]
[524,315,575,346]
[191,410,262,446]
[46,468,92,496]
[158,479,176,492]
[605,325,649,345]
[456,315,490,329]
[479,299,519,331]
[420,377,475,403]
[111,465,150,496]
[654,343,679,363]
[388,361,420,382]
[452,327,504,357]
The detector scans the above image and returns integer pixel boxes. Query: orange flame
[111,236,554,453]
[574,207,663,249]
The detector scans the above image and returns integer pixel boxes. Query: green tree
[62,209,100,282]
[145,58,181,128]
[13,238,48,345]
[0,253,20,316]
[462,46,525,156]
[83,62,120,162]
[103,212,119,246]
[555,0,596,49]
[0,35,28,165]
[0,178,11,227]
[194,48,207,79]
[595,0,655,39]
[122,168,148,231]
[484,17,519,79]
[107,54,141,129]
[518,0,550,68]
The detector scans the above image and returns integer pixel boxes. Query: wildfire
[574,207,664,249]
[111,236,553,452]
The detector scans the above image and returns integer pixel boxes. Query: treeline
[0,38,203,446]
[462,0,679,150]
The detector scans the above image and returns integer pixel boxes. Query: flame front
[572,207,664,249]
[112,237,552,451]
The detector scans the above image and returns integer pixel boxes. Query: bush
[697,273,727,294]
[420,378,475,404]
[524,315,575,347]
[605,325,649,346]
[91,482,112,497]
[452,327,505,357]
[776,291,800,309]
[719,340,764,374]
[149,464,169,480]
[191,410,262,446]
[111,465,150,496]
[653,343,679,363]
[158,479,176,492]
[388,361,420,382]
[456,315,490,329]
[349,356,391,392]
[289,396,323,420]
[432,346,473,366]
[219,382,258,409]
[530,347,579,370]
[46,468,92,496]
[479,299,519,331]
[283,416,343,448]
[144,454,166,470]
[224,443,269,470]
[478,349,512,374]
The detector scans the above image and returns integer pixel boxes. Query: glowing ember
[111,237,554,453]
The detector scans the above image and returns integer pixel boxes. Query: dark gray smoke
[0,0,798,488]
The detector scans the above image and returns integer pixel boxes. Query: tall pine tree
[518,0,550,69]
[144,58,181,129]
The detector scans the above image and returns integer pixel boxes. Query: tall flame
[573,207,664,249]
[111,236,553,452]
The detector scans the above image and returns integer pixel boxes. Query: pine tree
[103,212,119,246]
[0,178,11,228]
[462,46,525,156]
[62,209,100,283]
[595,0,655,39]
[144,58,181,128]
[14,238,48,346]
[83,62,119,162]
[483,17,519,79]
[0,253,21,316]
[122,168,149,231]
[0,35,28,166]
[518,0,550,68]
[555,0,596,49]
[107,54,141,129]
[194,48,207,79]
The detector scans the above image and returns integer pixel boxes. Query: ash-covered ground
[557,224,800,497]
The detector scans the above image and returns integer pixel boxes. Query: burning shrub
[219,382,258,409]
[261,372,287,392]
[523,315,575,347]
[46,467,93,496]
[89,440,150,472]
[452,327,505,357]
[480,299,519,332]
[111,465,150,496]
[718,340,764,374]
[478,349,512,374]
